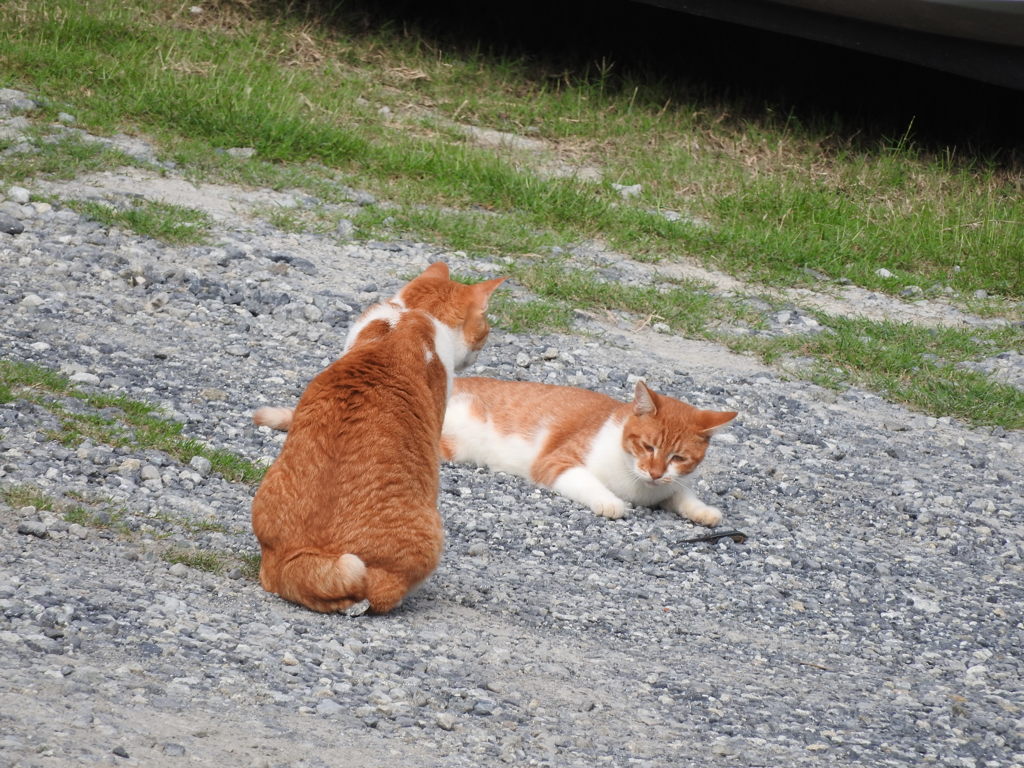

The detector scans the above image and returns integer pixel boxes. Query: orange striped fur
[250,263,505,613]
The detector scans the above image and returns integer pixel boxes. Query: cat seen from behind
[250,263,505,614]
[256,377,736,526]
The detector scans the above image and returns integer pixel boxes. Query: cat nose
[649,468,664,480]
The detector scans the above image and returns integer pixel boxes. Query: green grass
[0,359,266,484]
[0,484,57,511]
[61,503,127,532]
[504,263,1023,428]
[161,546,261,579]
[726,319,1024,429]
[0,130,135,181]
[705,167,1024,295]
[237,552,262,581]
[64,198,212,245]
[161,547,226,574]
[1,482,258,578]
[487,293,575,334]
[1,483,129,531]
[512,260,765,336]
[3,0,1020,297]
[1,0,1022,428]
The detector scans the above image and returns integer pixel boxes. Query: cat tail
[274,551,367,613]
[253,406,295,431]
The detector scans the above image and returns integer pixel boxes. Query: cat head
[396,262,506,370]
[621,381,737,486]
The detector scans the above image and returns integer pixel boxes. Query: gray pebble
[188,456,212,477]
[0,212,24,235]
[16,521,48,538]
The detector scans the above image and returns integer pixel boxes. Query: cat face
[397,262,506,370]
[621,381,736,486]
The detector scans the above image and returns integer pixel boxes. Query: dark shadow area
[265,0,1024,162]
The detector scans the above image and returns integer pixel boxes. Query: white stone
[140,464,161,481]
[611,182,642,199]
[6,186,30,204]
[316,699,343,716]
[189,456,212,477]
[69,371,100,385]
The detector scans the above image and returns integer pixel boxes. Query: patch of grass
[450,270,575,333]
[488,293,575,334]
[161,546,260,579]
[64,198,212,245]
[1,484,56,511]
[504,262,1024,427]
[62,503,127,531]
[150,510,229,534]
[0,130,135,182]
[512,260,763,336]
[1,483,128,530]
[238,552,262,581]
[0,359,266,484]
[203,448,266,485]
[704,166,1024,296]
[356,204,560,256]
[0,359,74,395]
[5,0,1018,302]
[727,319,1024,428]
[161,547,227,574]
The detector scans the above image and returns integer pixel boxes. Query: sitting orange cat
[250,263,505,614]
[255,377,736,527]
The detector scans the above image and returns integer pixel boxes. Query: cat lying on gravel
[250,263,506,614]
[255,378,736,527]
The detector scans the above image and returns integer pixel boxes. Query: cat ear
[472,276,507,309]
[633,380,658,416]
[698,410,738,436]
[420,261,450,281]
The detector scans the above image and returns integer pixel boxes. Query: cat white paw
[591,498,628,519]
[552,468,627,520]
[679,501,722,527]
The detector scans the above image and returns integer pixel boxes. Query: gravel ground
[2,91,1023,767]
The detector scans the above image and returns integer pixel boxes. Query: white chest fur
[582,418,677,507]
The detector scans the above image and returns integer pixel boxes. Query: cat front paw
[591,498,628,520]
[679,501,722,527]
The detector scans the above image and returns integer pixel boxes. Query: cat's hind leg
[362,568,418,614]
[662,485,722,527]
[551,467,629,519]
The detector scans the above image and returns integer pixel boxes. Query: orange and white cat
[441,378,736,525]
[250,262,505,614]
[256,377,736,527]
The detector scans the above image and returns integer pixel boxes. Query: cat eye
[642,444,655,453]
